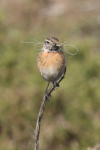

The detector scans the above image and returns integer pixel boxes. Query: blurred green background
[0,0,100,150]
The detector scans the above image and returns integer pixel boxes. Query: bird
[37,37,66,95]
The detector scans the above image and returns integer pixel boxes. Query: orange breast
[38,51,65,69]
[37,51,66,82]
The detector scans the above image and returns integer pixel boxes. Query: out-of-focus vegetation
[0,0,100,150]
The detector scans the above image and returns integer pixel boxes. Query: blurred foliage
[0,0,100,150]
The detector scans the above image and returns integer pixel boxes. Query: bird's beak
[43,44,46,47]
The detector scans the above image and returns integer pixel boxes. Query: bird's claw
[53,82,59,88]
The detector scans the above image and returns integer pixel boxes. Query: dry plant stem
[34,68,66,150]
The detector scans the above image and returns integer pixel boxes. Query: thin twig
[34,68,66,150]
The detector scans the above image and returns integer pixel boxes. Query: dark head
[43,37,61,52]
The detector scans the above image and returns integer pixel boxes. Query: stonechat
[37,37,66,92]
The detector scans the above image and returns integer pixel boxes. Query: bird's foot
[53,82,59,88]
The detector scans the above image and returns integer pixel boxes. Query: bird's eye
[45,41,49,44]
[47,41,49,44]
